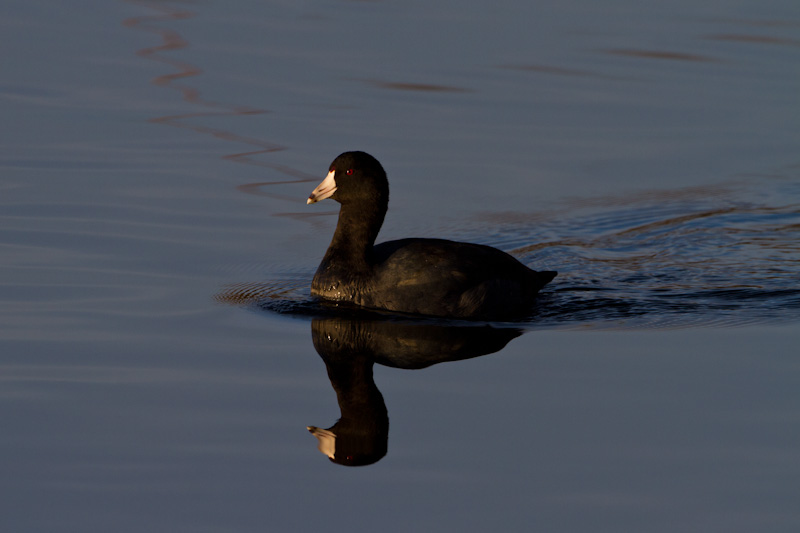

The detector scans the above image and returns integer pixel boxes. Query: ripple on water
[217,178,800,330]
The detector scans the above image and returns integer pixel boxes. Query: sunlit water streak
[122,0,318,195]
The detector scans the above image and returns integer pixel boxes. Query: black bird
[307,151,556,319]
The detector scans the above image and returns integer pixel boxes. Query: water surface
[2,1,799,532]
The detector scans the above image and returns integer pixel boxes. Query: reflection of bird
[307,316,522,466]
[306,349,387,467]
[308,320,389,467]
[307,151,556,319]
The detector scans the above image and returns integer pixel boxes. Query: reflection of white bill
[307,426,336,460]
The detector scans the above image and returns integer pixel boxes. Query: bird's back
[360,238,555,318]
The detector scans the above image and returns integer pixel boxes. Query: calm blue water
[2,1,799,531]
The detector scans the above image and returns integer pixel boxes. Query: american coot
[307,151,556,318]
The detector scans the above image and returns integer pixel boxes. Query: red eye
[346,169,354,175]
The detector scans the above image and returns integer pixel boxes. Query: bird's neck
[324,201,386,269]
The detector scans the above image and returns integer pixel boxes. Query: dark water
[2,1,800,532]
